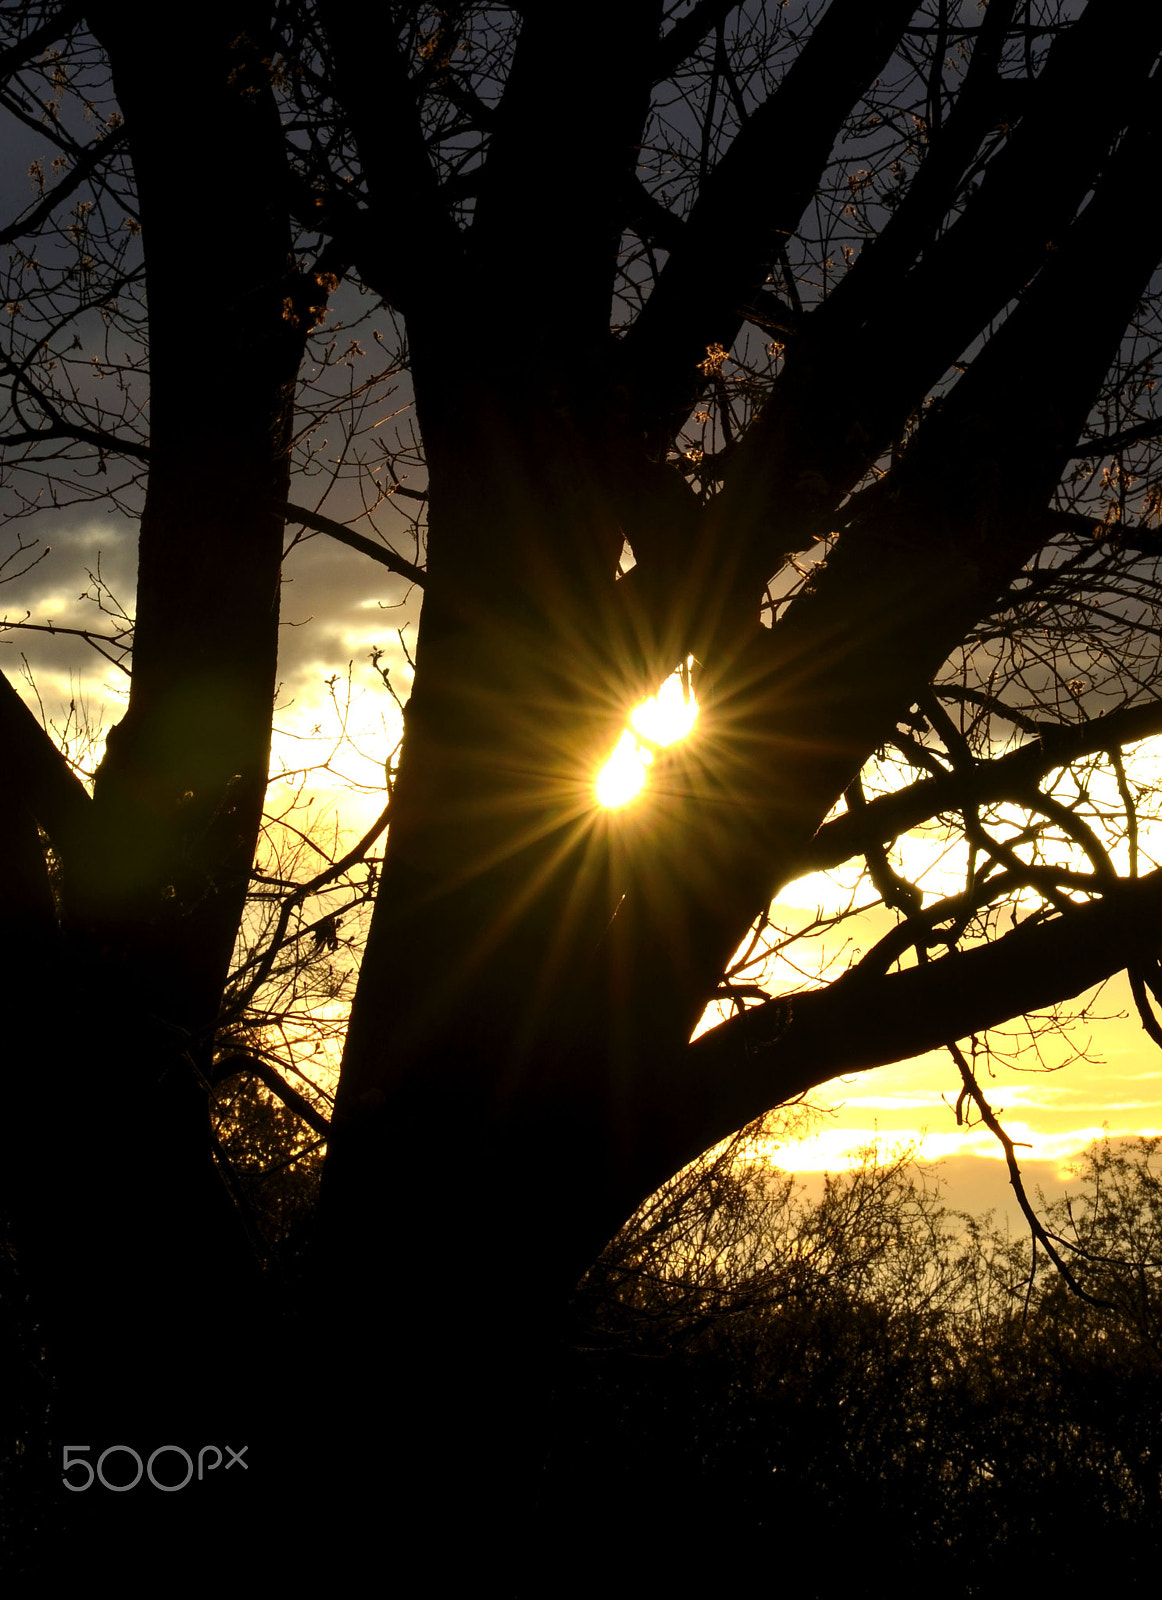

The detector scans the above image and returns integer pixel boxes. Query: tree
[4,0,1162,1578]
[556,1134,1162,1590]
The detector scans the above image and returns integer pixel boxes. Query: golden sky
[10,533,1162,1231]
[752,871,1162,1228]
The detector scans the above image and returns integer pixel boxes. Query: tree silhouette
[4,0,1162,1579]
[557,1135,1162,1591]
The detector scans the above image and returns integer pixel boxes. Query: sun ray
[595,658,699,808]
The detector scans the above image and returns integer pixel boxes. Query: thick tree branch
[620,172,687,255]
[802,698,1162,876]
[213,1053,331,1138]
[605,59,1162,1058]
[654,0,738,82]
[316,1,463,319]
[1043,509,1162,556]
[806,0,1021,349]
[80,7,309,1037]
[617,0,918,449]
[678,870,1162,1160]
[733,54,1162,866]
[703,0,1162,602]
[469,0,660,350]
[0,666,92,859]
[1071,417,1162,458]
[0,417,149,459]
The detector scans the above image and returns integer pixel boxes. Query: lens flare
[596,730,653,808]
[630,672,699,747]
[595,660,699,808]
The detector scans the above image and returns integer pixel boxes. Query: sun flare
[596,729,653,808]
[595,659,699,808]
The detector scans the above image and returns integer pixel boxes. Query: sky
[739,842,1162,1230]
[4,12,1160,1242]
[8,505,1160,1240]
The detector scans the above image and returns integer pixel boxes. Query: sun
[595,659,699,808]
[596,729,654,808]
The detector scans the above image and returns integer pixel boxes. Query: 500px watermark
[62,1444,248,1492]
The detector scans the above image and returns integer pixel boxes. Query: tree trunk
[3,9,311,1576]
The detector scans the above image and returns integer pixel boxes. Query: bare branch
[0,125,127,248]
[0,5,82,82]
[803,699,1162,875]
[948,1040,1107,1308]
[285,502,426,587]
[213,1052,331,1139]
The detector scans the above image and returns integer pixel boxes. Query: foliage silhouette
[556,1136,1162,1592]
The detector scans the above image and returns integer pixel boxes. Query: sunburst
[595,658,699,808]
